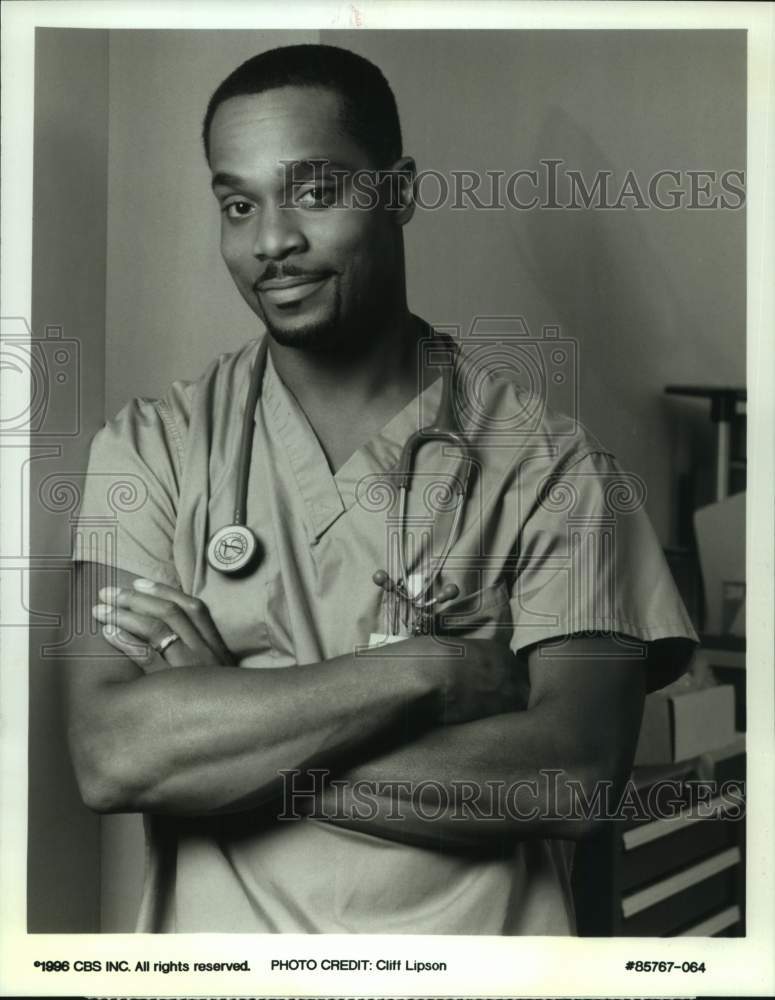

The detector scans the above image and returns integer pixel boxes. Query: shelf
[678,904,741,936]
[665,384,746,503]
[665,386,746,419]
[621,847,740,919]
[622,791,740,851]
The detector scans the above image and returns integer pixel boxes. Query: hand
[417,636,529,725]
[92,578,235,671]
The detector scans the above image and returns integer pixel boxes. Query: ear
[382,156,417,225]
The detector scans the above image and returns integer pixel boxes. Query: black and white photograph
[1,1,773,997]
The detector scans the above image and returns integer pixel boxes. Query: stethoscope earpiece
[374,332,472,634]
[372,569,396,591]
[438,583,460,604]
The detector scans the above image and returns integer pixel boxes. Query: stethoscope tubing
[233,336,269,527]
[208,325,473,598]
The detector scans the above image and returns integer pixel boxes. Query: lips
[255,273,331,306]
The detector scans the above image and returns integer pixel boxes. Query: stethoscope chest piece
[207,524,260,574]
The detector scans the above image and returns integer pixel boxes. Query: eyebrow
[210,160,360,192]
[211,171,245,191]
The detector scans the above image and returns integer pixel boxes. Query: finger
[132,579,234,663]
[101,623,193,671]
[92,604,206,657]
[93,603,176,646]
[101,622,154,668]
[99,582,233,664]
[102,624,191,671]
[97,587,212,658]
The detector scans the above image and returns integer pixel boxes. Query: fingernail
[133,578,155,591]
[99,587,120,601]
[92,604,112,619]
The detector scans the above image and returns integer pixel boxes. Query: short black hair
[202,43,403,168]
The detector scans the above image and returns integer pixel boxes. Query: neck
[266,304,425,413]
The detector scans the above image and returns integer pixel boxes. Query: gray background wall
[28,27,107,933]
[32,27,745,931]
[104,29,746,535]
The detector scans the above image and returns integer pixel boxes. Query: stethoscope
[206,330,474,634]
[205,337,269,575]
[371,335,473,634]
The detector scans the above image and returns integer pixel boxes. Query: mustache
[254,264,331,289]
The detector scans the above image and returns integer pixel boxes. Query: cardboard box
[634,684,737,766]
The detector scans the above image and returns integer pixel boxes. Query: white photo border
[1,1,773,997]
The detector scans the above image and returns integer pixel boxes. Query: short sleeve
[70,396,182,586]
[509,450,699,660]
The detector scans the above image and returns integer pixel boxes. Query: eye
[222,200,256,220]
[293,183,337,209]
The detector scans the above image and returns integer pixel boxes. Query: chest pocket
[435,579,513,643]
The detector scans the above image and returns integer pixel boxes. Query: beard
[259,280,384,360]
[263,310,348,354]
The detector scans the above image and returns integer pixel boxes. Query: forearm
[306,704,624,849]
[68,644,439,816]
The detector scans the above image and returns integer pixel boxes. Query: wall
[104,29,318,417]
[103,29,747,535]
[329,29,746,536]
[97,29,745,930]
[101,27,318,932]
[28,28,108,933]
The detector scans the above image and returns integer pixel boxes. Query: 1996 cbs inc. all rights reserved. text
[32,955,447,975]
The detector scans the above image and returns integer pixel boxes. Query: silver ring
[153,631,181,655]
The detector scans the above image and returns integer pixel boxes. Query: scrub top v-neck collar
[258,340,445,543]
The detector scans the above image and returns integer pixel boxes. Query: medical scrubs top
[71,332,698,934]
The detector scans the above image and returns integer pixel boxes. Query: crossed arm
[65,563,654,849]
[302,646,646,849]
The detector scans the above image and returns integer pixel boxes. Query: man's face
[208,86,401,352]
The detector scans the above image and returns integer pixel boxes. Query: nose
[252,203,306,261]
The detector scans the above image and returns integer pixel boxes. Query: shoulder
[97,337,263,470]
[455,341,615,473]
[148,335,262,433]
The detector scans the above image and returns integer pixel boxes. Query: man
[67,44,697,934]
